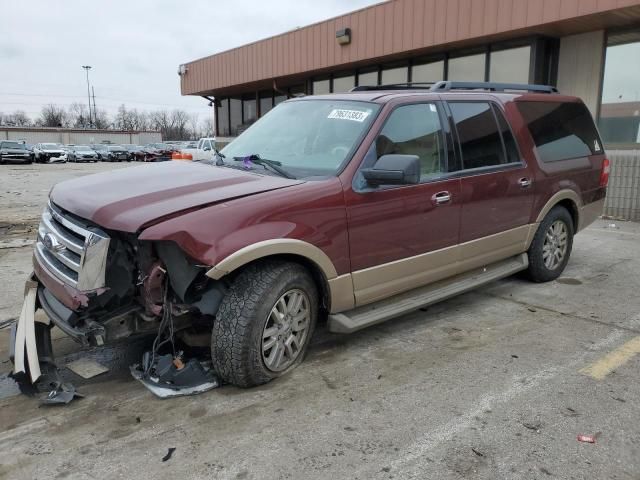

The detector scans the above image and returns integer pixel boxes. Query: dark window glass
[376,103,445,180]
[243,97,257,123]
[450,102,506,169]
[493,105,520,163]
[312,79,330,95]
[274,94,287,106]
[332,75,355,93]
[381,67,408,85]
[516,101,602,162]
[259,91,273,117]
[216,99,229,136]
[358,70,378,86]
[598,37,640,146]
[412,61,444,83]
[229,98,242,136]
[448,53,486,81]
[489,46,531,83]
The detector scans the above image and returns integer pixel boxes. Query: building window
[448,53,486,81]
[381,66,408,85]
[259,91,273,117]
[358,70,379,87]
[313,79,330,95]
[243,96,257,124]
[489,46,531,83]
[216,98,229,137]
[229,98,242,136]
[599,31,640,146]
[412,60,444,83]
[274,94,287,106]
[333,74,355,92]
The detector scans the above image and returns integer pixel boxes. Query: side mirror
[203,146,211,151]
[362,154,420,187]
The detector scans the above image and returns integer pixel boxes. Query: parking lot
[1,162,639,479]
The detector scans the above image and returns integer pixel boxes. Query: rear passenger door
[446,100,535,266]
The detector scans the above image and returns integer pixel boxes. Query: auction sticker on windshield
[327,109,371,122]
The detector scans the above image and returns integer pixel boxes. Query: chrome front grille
[36,202,110,291]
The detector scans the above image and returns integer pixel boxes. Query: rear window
[516,101,603,162]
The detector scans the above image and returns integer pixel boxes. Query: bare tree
[11,110,32,126]
[3,110,32,126]
[188,113,200,139]
[201,117,214,137]
[68,102,90,128]
[170,109,190,140]
[39,104,69,127]
[93,109,111,129]
[128,109,149,131]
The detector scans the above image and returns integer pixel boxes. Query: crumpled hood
[50,161,304,232]
[41,149,66,154]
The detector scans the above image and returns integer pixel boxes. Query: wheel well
[556,199,579,232]
[226,254,331,313]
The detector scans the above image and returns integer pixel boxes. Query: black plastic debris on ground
[130,352,219,398]
[162,447,176,462]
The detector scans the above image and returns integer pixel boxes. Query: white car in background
[33,143,68,164]
[180,137,217,161]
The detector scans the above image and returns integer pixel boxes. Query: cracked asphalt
[1,163,639,480]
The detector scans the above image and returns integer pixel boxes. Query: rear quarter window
[516,101,603,162]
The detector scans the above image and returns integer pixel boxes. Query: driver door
[343,101,461,306]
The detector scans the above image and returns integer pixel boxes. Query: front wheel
[211,260,318,387]
[526,206,574,283]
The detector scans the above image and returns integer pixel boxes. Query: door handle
[518,177,532,188]
[432,191,452,205]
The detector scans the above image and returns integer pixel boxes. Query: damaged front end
[11,201,227,393]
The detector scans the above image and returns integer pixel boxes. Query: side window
[449,102,507,169]
[376,103,445,181]
[515,101,602,162]
[493,105,521,164]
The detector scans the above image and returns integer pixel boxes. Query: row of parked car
[0,141,190,164]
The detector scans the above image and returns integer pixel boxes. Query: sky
[1,0,380,123]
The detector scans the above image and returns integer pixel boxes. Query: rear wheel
[526,206,574,282]
[211,260,318,387]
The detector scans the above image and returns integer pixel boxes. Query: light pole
[82,65,92,127]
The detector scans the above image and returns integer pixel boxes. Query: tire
[211,260,318,387]
[526,205,574,283]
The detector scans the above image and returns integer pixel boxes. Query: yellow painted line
[580,336,640,380]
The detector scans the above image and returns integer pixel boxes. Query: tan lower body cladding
[349,224,536,307]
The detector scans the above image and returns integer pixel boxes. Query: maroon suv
[14,82,608,388]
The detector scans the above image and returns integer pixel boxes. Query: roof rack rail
[350,83,435,92]
[429,81,558,94]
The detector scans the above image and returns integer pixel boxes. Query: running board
[328,253,528,334]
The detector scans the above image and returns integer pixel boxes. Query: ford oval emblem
[43,233,65,252]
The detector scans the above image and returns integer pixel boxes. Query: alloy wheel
[261,289,311,372]
[542,220,568,270]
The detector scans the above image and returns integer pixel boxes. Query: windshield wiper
[232,154,296,179]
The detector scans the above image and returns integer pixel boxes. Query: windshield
[108,145,124,151]
[221,99,379,177]
[42,143,60,149]
[75,145,92,151]
[2,141,26,149]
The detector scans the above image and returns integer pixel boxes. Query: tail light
[599,158,610,187]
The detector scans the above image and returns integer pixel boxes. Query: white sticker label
[594,139,601,152]
[328,109,371,122]
[429,104,437,113]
